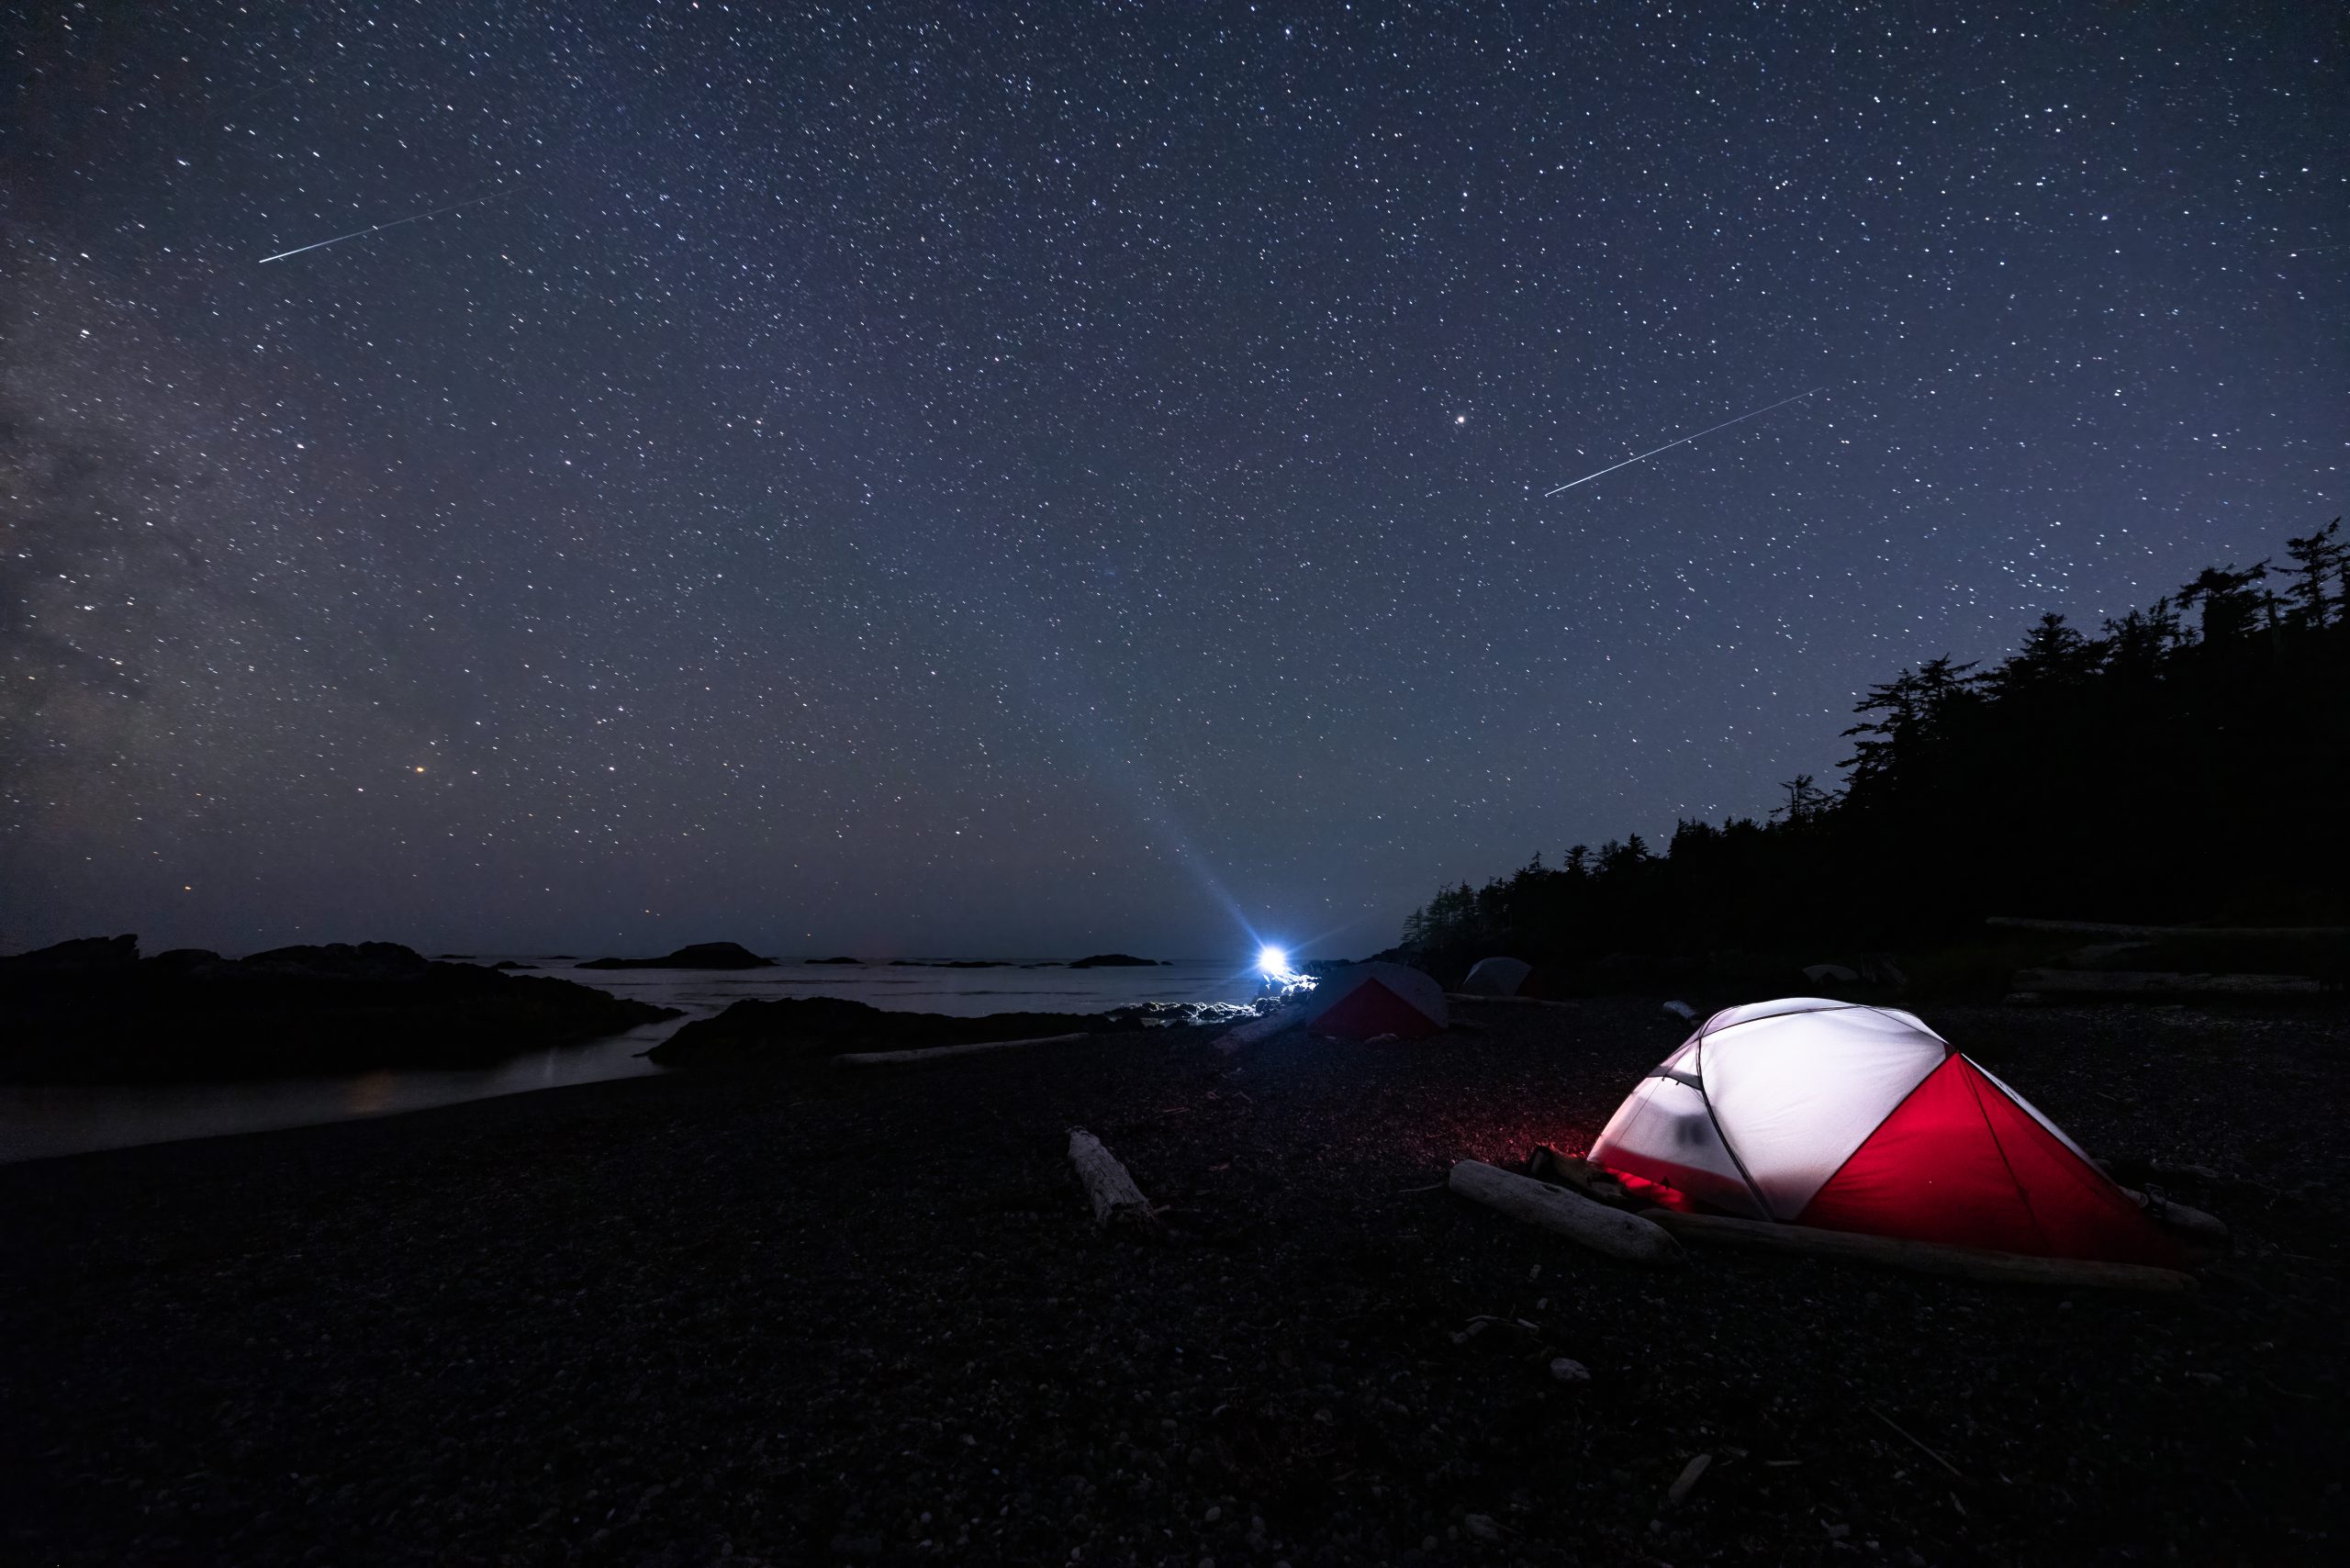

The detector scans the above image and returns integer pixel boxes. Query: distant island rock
[576,941,776,970]
[1069,953,1165,968]
[805,956,864,966]
[0,935,680,1084]
[647,996,1136,1070]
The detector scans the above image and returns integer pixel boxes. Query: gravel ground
[3,997,2344,1565]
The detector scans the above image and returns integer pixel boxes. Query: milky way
[2,3,2342,958]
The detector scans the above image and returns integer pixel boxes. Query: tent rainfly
[1460,956,1558,999]
[1304,962,1448,1039]
[1588,998,2179,1267]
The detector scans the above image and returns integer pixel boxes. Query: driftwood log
[1989,917,2350,939]
[1068,1127,1156,1231]
[2011,968,2322,998]
[1641,1209,2196,1292]
[833,1031,1092,1068]
[1538,1142,2229,1262]
[1448,1160,1680,1263]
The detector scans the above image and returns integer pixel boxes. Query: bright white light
[1258,945,1290,976]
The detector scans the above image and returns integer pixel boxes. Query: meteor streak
[1545,386,1827,496]
[259,187,512,264]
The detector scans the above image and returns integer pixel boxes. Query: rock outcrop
[0,936,680,1083]
[576,942,775,970]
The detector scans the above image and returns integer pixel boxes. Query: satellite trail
[1545,386,1827,496]
[259,188,512,265]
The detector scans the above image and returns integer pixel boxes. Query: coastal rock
[806,956,864,966]
[0,936,680,1084]
[646,996,1137,1070]
[1069,954,1163,969]
[237,942,433,980]
[577,942,775,970]
[0,934,139,974]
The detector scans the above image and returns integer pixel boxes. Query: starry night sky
[3,2,2342,959]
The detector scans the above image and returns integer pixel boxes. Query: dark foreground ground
[3,998,2344,1566]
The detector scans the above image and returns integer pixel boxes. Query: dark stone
[238,942,433,980]
[646,996,1136,1070]
[1068,954,1161,969]
[576,942,775,970]
[0,936,680,1084]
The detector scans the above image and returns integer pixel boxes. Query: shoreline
[5,999,2343,1564]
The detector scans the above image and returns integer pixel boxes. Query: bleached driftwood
[2009,969,2322,998]
[834,1031,1091,1068]
[1640,1209,2196,1292]
[1211,1006,1306,1053]
[1447,1160,1679,1264]
[1068,1127,1156,1231]
[1664,1452,1712,1507]
[1445,992,1575,1010]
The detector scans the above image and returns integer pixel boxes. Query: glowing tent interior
[1587,998,2179,1266]
[1303,962,1448,1040]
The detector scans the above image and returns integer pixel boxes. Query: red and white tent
[1589,998,2177,1265]
[1304,962,1448,1040]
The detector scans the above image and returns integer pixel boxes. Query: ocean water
[0,957,1269,1165]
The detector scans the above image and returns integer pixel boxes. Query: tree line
[1400,520,2348,969]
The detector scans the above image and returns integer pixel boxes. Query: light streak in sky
[259,188,512,264]
[1544,386,1828,496]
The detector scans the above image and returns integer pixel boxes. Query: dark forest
[1401,520,2348,975]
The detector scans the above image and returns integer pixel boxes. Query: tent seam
[1691,1081,1772,1220]
[1956,1055,2053,1254]
[1790,1045,1956,1224]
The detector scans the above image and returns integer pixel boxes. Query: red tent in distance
[1588,999,2178,1266]
[1304,962,1448,1040]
